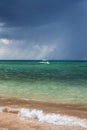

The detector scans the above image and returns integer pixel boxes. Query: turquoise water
[0,60,87,104]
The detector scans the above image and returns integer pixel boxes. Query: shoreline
[0,112,87,130]
[0,97,87,130]
[0,97,87,119]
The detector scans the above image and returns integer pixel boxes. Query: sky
[0,0,87,60]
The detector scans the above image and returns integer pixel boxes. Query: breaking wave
[18,108,87,128]
[0,106,87,128]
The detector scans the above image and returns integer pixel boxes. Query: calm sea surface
[0,60,87,104]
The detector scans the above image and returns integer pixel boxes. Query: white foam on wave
[18,108,87,128]
[0,106,87,128]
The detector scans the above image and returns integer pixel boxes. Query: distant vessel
[39,59,50,64]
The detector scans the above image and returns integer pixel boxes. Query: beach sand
[0,112,87,130]
[0,98,87,130]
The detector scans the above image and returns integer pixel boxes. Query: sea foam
[0,106,87,128]
[18,108,87,128]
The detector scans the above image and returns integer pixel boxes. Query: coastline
[0,97,87,119]
[0,112,87,130]
[0,97,87,130]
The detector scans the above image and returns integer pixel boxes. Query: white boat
[39,59,50,64]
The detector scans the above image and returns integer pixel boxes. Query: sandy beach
[0,98,87,130]
[0,112,87,130]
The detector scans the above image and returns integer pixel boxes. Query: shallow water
[0,60,87,104]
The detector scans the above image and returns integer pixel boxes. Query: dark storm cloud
[0,0,87,60]
[0,0,82,27]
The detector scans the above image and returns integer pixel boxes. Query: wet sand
[0,98,87,130]
[0,97,87,119]
[0,112,87,130]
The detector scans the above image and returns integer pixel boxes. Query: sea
[0,60,87,104]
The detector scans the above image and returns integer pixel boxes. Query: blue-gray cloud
[0,0,87,60]
[0,0,81,27]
